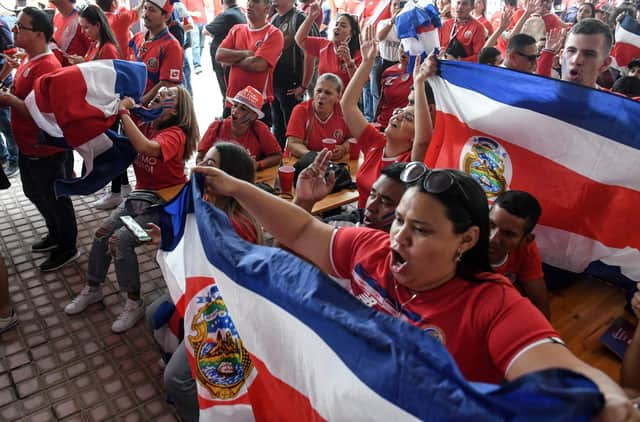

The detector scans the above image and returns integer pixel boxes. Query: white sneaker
[93,192,123,210]
[64,285,103,315]
[121,184,132,197]
[111,298,144,333]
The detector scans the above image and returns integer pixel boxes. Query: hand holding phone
[120,216,152,242]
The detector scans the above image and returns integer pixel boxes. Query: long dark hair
[414,170,492,280]
[336,13,360,58]
[80,5,121,58]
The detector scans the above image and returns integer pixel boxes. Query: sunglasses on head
[514,50,540,63]
[399,162,471,204]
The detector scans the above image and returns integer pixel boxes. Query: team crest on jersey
[423,325,446,344]
[187,282,254,400]
[169,69,180,80]
[333,129,343,140]
[255,40,263,49]
[147,57,159,72]
[464,30,472,39]
[459,136,512,201]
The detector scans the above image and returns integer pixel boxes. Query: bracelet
[118,108,130,118]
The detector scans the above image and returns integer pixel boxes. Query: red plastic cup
[321,138,337,151]
[278,165,296,194]
[348,138,359,160]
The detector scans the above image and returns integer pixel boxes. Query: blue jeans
[0,107,17,164]
[182,54,192,97]
[190,23,204,69]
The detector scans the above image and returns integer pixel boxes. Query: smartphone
[120,216,152,242]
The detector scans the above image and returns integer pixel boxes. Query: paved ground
[0,47,223,421]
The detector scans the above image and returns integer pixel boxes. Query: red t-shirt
[497,10,563,54]
[84,41,121,61]
[134,125,187,190]
[376,65,412,129]
[230,209,260,244]
[305,37,362,88]
[130,29,184,94]
[355,124,410,208]
[477,15,493,36]
[358,0,391,28]
[198,118,282,161]
[438,18,486,62]
[493,240,545,285]
[11,52,64,157]
[330,227,559,383]
[105,9,139,59]
[185,0,208,24]
[53,9,91,59]
[286,99,352,151]
[218,24,284,103]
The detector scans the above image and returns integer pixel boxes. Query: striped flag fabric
[395,0,441,70]
[155,176,604,421]
[23,59,147,197]
[611,15,640,71]
[425,60,640,282]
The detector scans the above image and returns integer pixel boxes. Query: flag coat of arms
[425,61,640,281]
[155,177,604,421]
[23,59,147,197]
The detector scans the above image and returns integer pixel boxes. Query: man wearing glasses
[0,7,79,272]
[503,33,539,73]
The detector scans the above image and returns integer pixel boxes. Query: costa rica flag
[611,15,640,71]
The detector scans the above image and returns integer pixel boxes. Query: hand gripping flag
[425,60,640,283]
[611,15,640,72]
[23,59,147,197]
[155,176,604,421]
[395,0,441,71]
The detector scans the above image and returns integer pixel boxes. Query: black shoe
[31,236,59,253]
[2,162,18,178]
[39,248,79,272]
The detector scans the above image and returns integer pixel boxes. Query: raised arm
[118,97,162,157]
[340,25,377,139]
[411,54,435,162]
[296,2,321,51]
[483,7,513,49]
[191,165,336,273]
[507,0,536,40]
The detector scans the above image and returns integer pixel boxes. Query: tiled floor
[0,170,181,421]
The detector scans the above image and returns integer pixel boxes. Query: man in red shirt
[489,190,550,319]
[0,7,78,272]
[130,0,184,106]
[216,0,284,127]
[96,0,145,59]
[438,0,486,62]
[51,0,91,65]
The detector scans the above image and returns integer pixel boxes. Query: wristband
[118,108,130,118]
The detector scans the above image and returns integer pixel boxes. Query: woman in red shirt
[376,48,413,130]
[471,0,493,36]
[64,86,199,334]
[68,5,122,63]
[287,73,352,160]
[295,2,361,88]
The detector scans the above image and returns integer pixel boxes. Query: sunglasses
[514,50,540,63]
[399,162,471,204]
[391,108,415,122]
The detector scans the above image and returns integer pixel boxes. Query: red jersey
[53,9,90,59]
[493,240,545,285]
[218,24,284,103]
[105,8,139,59]
[130,29,184,94]
[330,227,559,383]
[497,10,563,54]
[230,209,261,244]
[358,0,391,28]
[11,52,63,157]
[305,37,362,88]
[355,124,410,208]
[84,41,121,61]
[477,15,493,36]
[198,118,282,161]
[438,18,486,62]
[184,0,208,24]
[286,100,352,151]
[134,125,187,190]
[376,65,412,129]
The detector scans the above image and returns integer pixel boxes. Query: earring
[454,251,463,263]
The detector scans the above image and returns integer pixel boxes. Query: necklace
[393,280,418,311]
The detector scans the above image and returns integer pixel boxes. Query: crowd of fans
[0,0,639,418]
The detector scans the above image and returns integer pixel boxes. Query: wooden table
[256,156,360,215]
